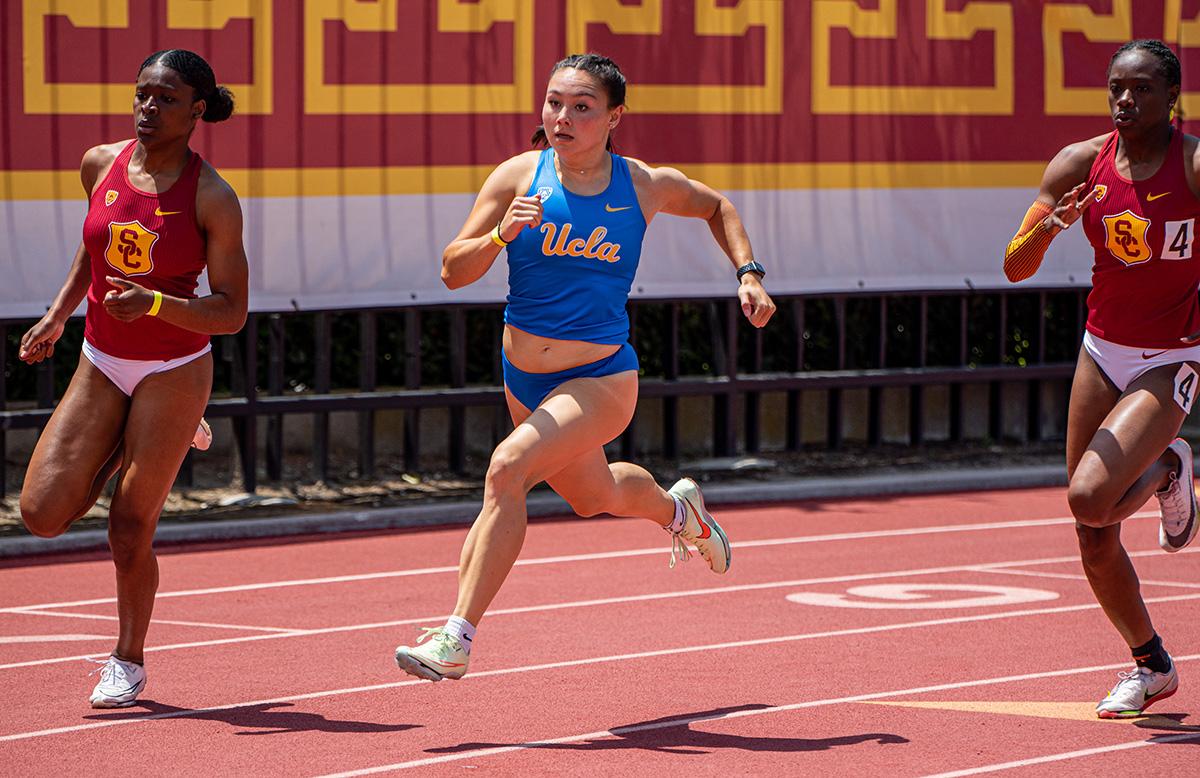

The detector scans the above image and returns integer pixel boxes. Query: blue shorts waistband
[502,342,639,410]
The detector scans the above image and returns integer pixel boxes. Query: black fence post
[359,310,377,478]
[313,312,331,481]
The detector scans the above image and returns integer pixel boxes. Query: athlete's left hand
[1182,328,1200,345]
[103,276,156,321]
[739,276,776,328]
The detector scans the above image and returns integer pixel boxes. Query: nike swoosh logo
[1142,350,1169,359]
[605,204,632,212]
[687,502,711,539]
[1147,192,1171,201]
[155,207,182,216]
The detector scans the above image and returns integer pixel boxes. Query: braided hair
[1108,39,1181,88]
[139,49,235,123]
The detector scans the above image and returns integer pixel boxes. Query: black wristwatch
[736,261,765,281]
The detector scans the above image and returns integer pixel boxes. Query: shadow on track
[427,704,909,755]
[85,699,420,736]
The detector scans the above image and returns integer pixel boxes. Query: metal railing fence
[0,287,1085,497]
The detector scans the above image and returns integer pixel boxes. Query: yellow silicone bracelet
[490,223,510,247]
[147,290,163,317]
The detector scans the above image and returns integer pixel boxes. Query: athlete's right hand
[1045,183,1099,234]
[498,195,544,242]
[18,316,65,364]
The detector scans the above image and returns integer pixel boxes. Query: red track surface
[3,486,1200,776]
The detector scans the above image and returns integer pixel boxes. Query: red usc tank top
[1081,128,1200,349]
[82,140,209,360]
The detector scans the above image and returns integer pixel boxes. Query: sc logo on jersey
[105,220,158,276]
[1103,210,1151,265]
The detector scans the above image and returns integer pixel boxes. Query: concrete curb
[0,464,1066,559]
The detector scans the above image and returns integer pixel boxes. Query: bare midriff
[503,324,621,374]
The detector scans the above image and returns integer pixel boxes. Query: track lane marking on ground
[983,567,1200,589]
[4,601,1200,743]
[303,653,1200,777]
[1,515,1108,614]
[2,551,1192,671]
[8,609,304,633]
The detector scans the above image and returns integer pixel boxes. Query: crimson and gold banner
[4,1,1200,316]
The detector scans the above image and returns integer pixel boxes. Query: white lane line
[0,635,110,644]
[8,609,303,633]
[983,567,1200,589]
[913,732,1200,778]
[4,551,1195,672]
[1,515,1111,615]
[307,653,1200,777]
[0,554,1105,671]
[3,597,1199,746]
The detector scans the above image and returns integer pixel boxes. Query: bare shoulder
[1049,134,1107,175]
[80,140,129,194]
[196,160,243,225]
[1183,131,1200,162]
[623,155,687,187]
[1039,133,1107,199]
[486,150,541,195]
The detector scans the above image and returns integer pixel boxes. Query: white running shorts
[82,340,212,397]
[1083,331,1200,413]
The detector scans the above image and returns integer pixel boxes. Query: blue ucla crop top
[503,148,647,345]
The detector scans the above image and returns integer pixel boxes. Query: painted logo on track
[785,583,1060,609]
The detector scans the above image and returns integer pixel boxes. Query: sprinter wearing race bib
[1003,39,1200,718]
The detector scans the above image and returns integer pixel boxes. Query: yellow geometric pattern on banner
[105,220,158,276]
[304,0,534,114]
[567,0,783,114]
[22,0,273,115]
[1163,0,1200,122]
[810,0,1014,115]
[1103,210,1152,265]
[1043,0,1131,116]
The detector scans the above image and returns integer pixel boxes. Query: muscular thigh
[500,371,637,490]
[1070,352,1191,497]
[112,353,213,517]
[23,357,129,506]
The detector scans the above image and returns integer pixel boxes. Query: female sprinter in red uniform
[394,54,775,681]
[19,49,248,708]
[1004,39,1199,718]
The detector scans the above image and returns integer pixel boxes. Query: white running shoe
[1095,660,1179,718]
[88,656,146,708]
[1157,438,1197,553]
[394,627,469,681]
[191,418,212,451]
[666,478,730,574]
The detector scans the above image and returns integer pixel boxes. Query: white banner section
[1,189,1093,320]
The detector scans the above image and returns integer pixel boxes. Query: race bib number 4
[1162,219,1195,260]
[1175,363,1197,414]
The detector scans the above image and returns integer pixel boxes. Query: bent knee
[1066,482,1120,528]
[19,497,70,538]
[485,446,533,495]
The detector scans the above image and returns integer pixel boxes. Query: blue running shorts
[502,342,639,411]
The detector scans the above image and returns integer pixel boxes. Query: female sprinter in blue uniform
[1004,40,1200,718]
[395,54,775,681]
